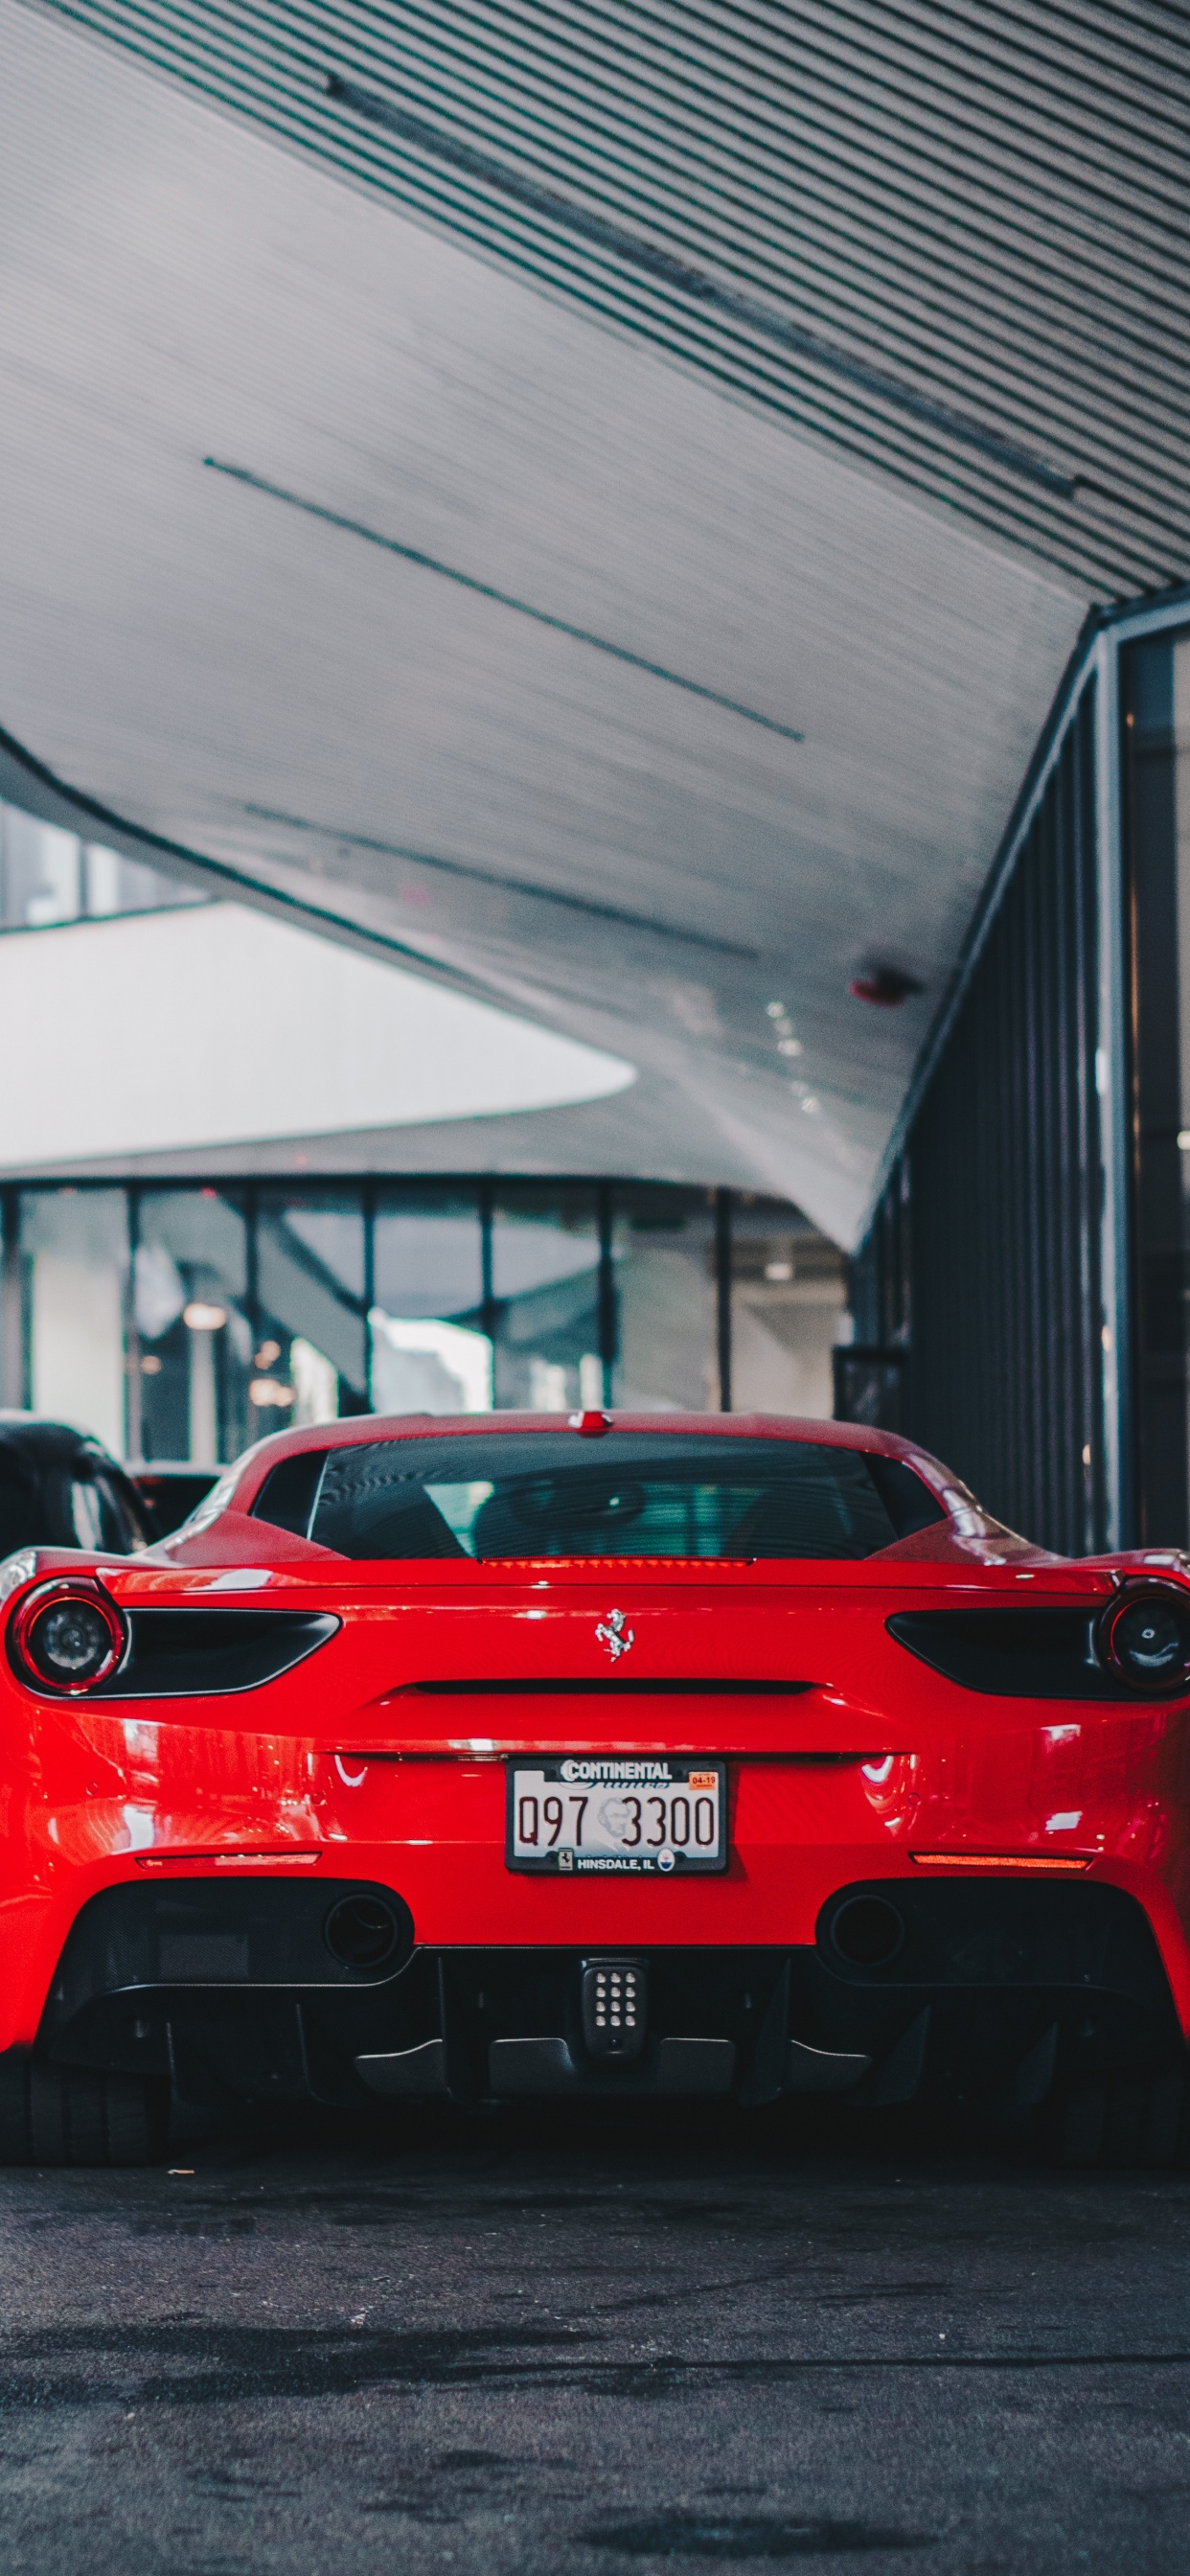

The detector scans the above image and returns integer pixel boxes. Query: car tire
[1041,2068,1190,2169]
[0,2056,170,2166]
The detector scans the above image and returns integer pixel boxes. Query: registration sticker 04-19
[505,1756,727,1874]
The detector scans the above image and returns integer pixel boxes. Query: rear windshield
[251,1434,945,1563]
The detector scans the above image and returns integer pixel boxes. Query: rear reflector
[909,1852,1090,1874]
[136,1849,323,1870]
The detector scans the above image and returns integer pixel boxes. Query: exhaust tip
[829,1894,904,1968]
[324,1894,402,1971]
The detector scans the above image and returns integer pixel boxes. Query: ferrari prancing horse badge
[595,1608,634,1663]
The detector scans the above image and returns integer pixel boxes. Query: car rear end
[4,1404,1190,2164]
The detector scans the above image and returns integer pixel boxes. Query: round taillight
[1098,1585,1190,1695]
[9,1581,126,1693]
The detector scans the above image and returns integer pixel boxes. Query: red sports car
[1,1409,1188,2170]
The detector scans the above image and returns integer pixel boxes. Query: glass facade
[132,1190,252,1467]
[0,1180,845,1464]
[491,1185,603,1412]
[256,1188,369,1423]
[18,1189,128,1458]
[611,1186,718,1412]
[729,1199,849,1417]
[371,1186,489,1414]
[0,801,203,933]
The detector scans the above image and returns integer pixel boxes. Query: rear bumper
[34,1873,1185,2111]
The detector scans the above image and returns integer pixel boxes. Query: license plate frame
[505,1756,728,1875]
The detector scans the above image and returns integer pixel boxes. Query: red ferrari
[1,1409,1188,2170]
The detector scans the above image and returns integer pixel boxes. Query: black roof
[0,1414,118,1470]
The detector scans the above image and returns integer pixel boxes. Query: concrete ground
[1,2100,1188,2573]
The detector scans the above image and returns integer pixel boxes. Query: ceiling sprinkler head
[849,967,924,1007]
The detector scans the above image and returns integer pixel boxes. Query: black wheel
[1104,2069,1186,2168]
[0,2052,33,2163]
[1040,2081,1107,2168]
[1040,2068,1189,2169]
[102,2073,171,2165]
[0,2056,169,2166]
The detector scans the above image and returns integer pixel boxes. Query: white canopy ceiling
[0,0,1089,1241]
[0,903,634,1168]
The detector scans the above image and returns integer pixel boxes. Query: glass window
[134,1190,251,1466]
[491,1187,602,1412]
[0,810,80,927]
[0,1436,150,1552]
[19,1189,129,1455]
[66,1460,152,1551]
[610,1187,718,1412]
[371,1187,491,1414]
[255,1189,368,1426]
[253,1429,943,1561]
[729,1198,846,1416]
[0,802,203,932]
[3,1176,844,1474]
[81,843,202,919]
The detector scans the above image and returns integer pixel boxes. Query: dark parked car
[0,1414,155,1557]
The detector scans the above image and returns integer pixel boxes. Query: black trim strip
[243,805,759,958]
[204,455,805,741]
[0,723,493,994]
[326,72,1080,499]
[391,1676,812,1695]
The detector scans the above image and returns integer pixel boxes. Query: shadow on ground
[0,2096,1186,2574]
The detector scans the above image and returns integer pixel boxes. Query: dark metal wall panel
[1122,626,1190,1546]
[849,1158,910,1353]
[851,680,1104,1552]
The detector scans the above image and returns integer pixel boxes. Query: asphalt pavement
[2,2098,1188,2574]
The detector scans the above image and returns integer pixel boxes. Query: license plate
[506,1757,727,1874]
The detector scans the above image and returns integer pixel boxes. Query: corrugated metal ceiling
[30,0,1190,593]
[0,0,1097,1233]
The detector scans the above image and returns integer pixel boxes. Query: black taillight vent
[887,1607,1132,1701]
[94,1608,338,1698]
